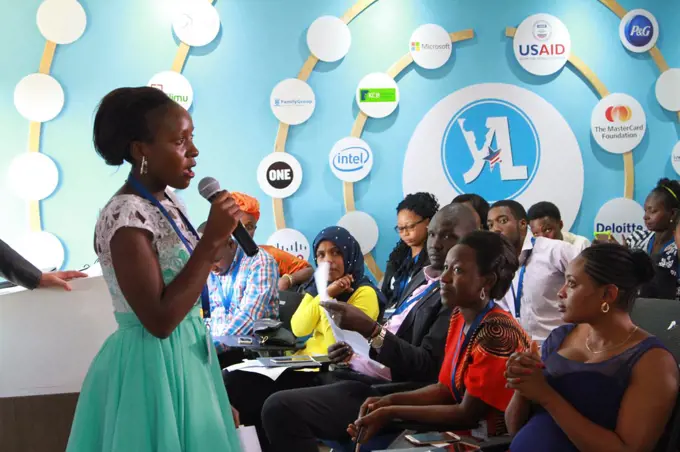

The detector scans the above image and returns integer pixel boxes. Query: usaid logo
[441,99,539,201]
[619,9,659,53]
[403,83,584,230]
[329,137,374,183]
[513,14,571,76]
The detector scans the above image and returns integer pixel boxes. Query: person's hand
[505,342,554,406]
[320,300,377,337]
[278,275,292,291]
[231,405,240,426]
[358,395,393,418]
[347,406,394,444]
[202,191,243,248]
[327,275,354,298]
[328,341,353,364]
[38,271,88,291]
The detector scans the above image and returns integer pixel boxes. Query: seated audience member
[506,244,679,452]
[229,191,314,291]
[624,178,680,299]
[488,200,581,344]
[224,226,382,446]
[198,222,278,337]
[527,201,590,250]
[260,204,478,452]
[382,192,440,308]
[346,231,531,446]
[452,193,490,230]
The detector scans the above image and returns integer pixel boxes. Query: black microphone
[198,177,259,257]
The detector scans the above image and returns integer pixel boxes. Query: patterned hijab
[305,226,386,307]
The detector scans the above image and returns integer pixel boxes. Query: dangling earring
[479,288,486,300]
[140,156,148,175]
[600,302,610,313]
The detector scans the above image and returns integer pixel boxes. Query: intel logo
[619,9,658,53]
[329,137,374,183]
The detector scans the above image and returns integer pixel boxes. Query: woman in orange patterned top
[348,230,531,444]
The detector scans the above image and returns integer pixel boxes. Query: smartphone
[237,337,253,345]
[405,431,461,445]
[594,231,611,241]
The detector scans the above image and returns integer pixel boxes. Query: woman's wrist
[282,274,294,286]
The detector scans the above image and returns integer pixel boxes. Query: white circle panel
[172,0,221,47]
[148,71,194,110]
[513,13,571,76]
[270,79,316,125]
[15,231,65,271]
[594,198,645,244]
[619,9,659,53]
[656,69,680,112]
[671,141,680,177]
[7,153,59,201]
[14,74,64,123]
[307,16,351,62]
[356,73,399,119]
[37,0,87,44]
[257,152,303,199]
[590,93,646,154]
[409,24,452,69]
[329,137,373,183]
[266,228,311,262]
[337,211,379,254]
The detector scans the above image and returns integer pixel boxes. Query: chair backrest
[630,298,680,364]
[278,290,304,331]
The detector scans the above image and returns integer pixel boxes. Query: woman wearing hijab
[224,226,382,448]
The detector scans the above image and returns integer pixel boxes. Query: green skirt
[66,306,241,452]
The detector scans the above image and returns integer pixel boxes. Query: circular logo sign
[594,198,645,244]
[672,141,680,176]
[172,0,221,47]
[266,228,311,261]
[257,152,303,198]
[619,9,658,53]
[270,78,315,125]
[148,71,193,110]
[403,83,583,230]
[513,14,571,76]
[590,93,646,154]
[337,211,379,254]
[409,24,453,70]
[356,73,399,119]
[329,137,373,183]
[307,16,351,63]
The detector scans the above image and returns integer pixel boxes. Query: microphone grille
[198,177,221,200]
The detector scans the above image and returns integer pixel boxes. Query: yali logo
[329,137,374,183]
[441,98,538,200]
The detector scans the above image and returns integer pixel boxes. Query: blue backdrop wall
[1,0,679,272]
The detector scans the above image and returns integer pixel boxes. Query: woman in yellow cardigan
[292,226,385,355]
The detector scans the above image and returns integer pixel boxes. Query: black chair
[385,297,680,451]
[278,290,305,331]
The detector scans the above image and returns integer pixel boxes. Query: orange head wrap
[231,192,261,221]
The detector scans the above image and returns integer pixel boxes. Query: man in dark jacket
[0,238,86,290]
[260,204,477,451]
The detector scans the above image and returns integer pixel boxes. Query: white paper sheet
[237,425,263,452]
[323,308,370,357]
[225,360,289,381]
[314,262,331,302]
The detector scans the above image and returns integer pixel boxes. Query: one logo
[411,41,420,51]
[604,105,632,123]
[624,14,653,47]
[359,88,397,103]
[441,98,538,200]
[532,20,552,40]
[332,146,370,173]
[266,161,293,189]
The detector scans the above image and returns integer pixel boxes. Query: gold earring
[140,156,148,175]
[479,288,486,300]
[600,302,610,313]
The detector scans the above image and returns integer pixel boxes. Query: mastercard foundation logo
[604,105,632,123]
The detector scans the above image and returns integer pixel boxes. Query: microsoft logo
[411,41,421,51]
[359,88,397,103]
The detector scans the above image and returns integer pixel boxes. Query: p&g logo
[332,146,370,173]
[624,14,653,47]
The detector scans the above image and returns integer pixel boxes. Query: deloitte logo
[441,98,539,201]
[403,83,583,230]
[619,9,658,53]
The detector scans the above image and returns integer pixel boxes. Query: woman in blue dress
[66,87,242,451]
[505,243,679,451]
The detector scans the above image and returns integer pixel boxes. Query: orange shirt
[260,245,311,276]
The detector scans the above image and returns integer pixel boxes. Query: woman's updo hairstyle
[458,230,519,300]
[579,243,655,311]
[93,87,176,166]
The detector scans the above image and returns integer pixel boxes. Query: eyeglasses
[394,219,426,233]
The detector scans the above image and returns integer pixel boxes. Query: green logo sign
[359,88,397,103]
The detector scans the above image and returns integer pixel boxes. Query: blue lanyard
[389,280,438,319]
[127,175,211,318]
[647,234,673,256]
[394,253,420,300]
[450,300,495,402]
[510,238,535,319]
[216,249,245,314]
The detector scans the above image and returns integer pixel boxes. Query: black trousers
[223,369,323,451]
[262,380,380,452]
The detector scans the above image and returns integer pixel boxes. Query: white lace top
[95,191,199,313]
